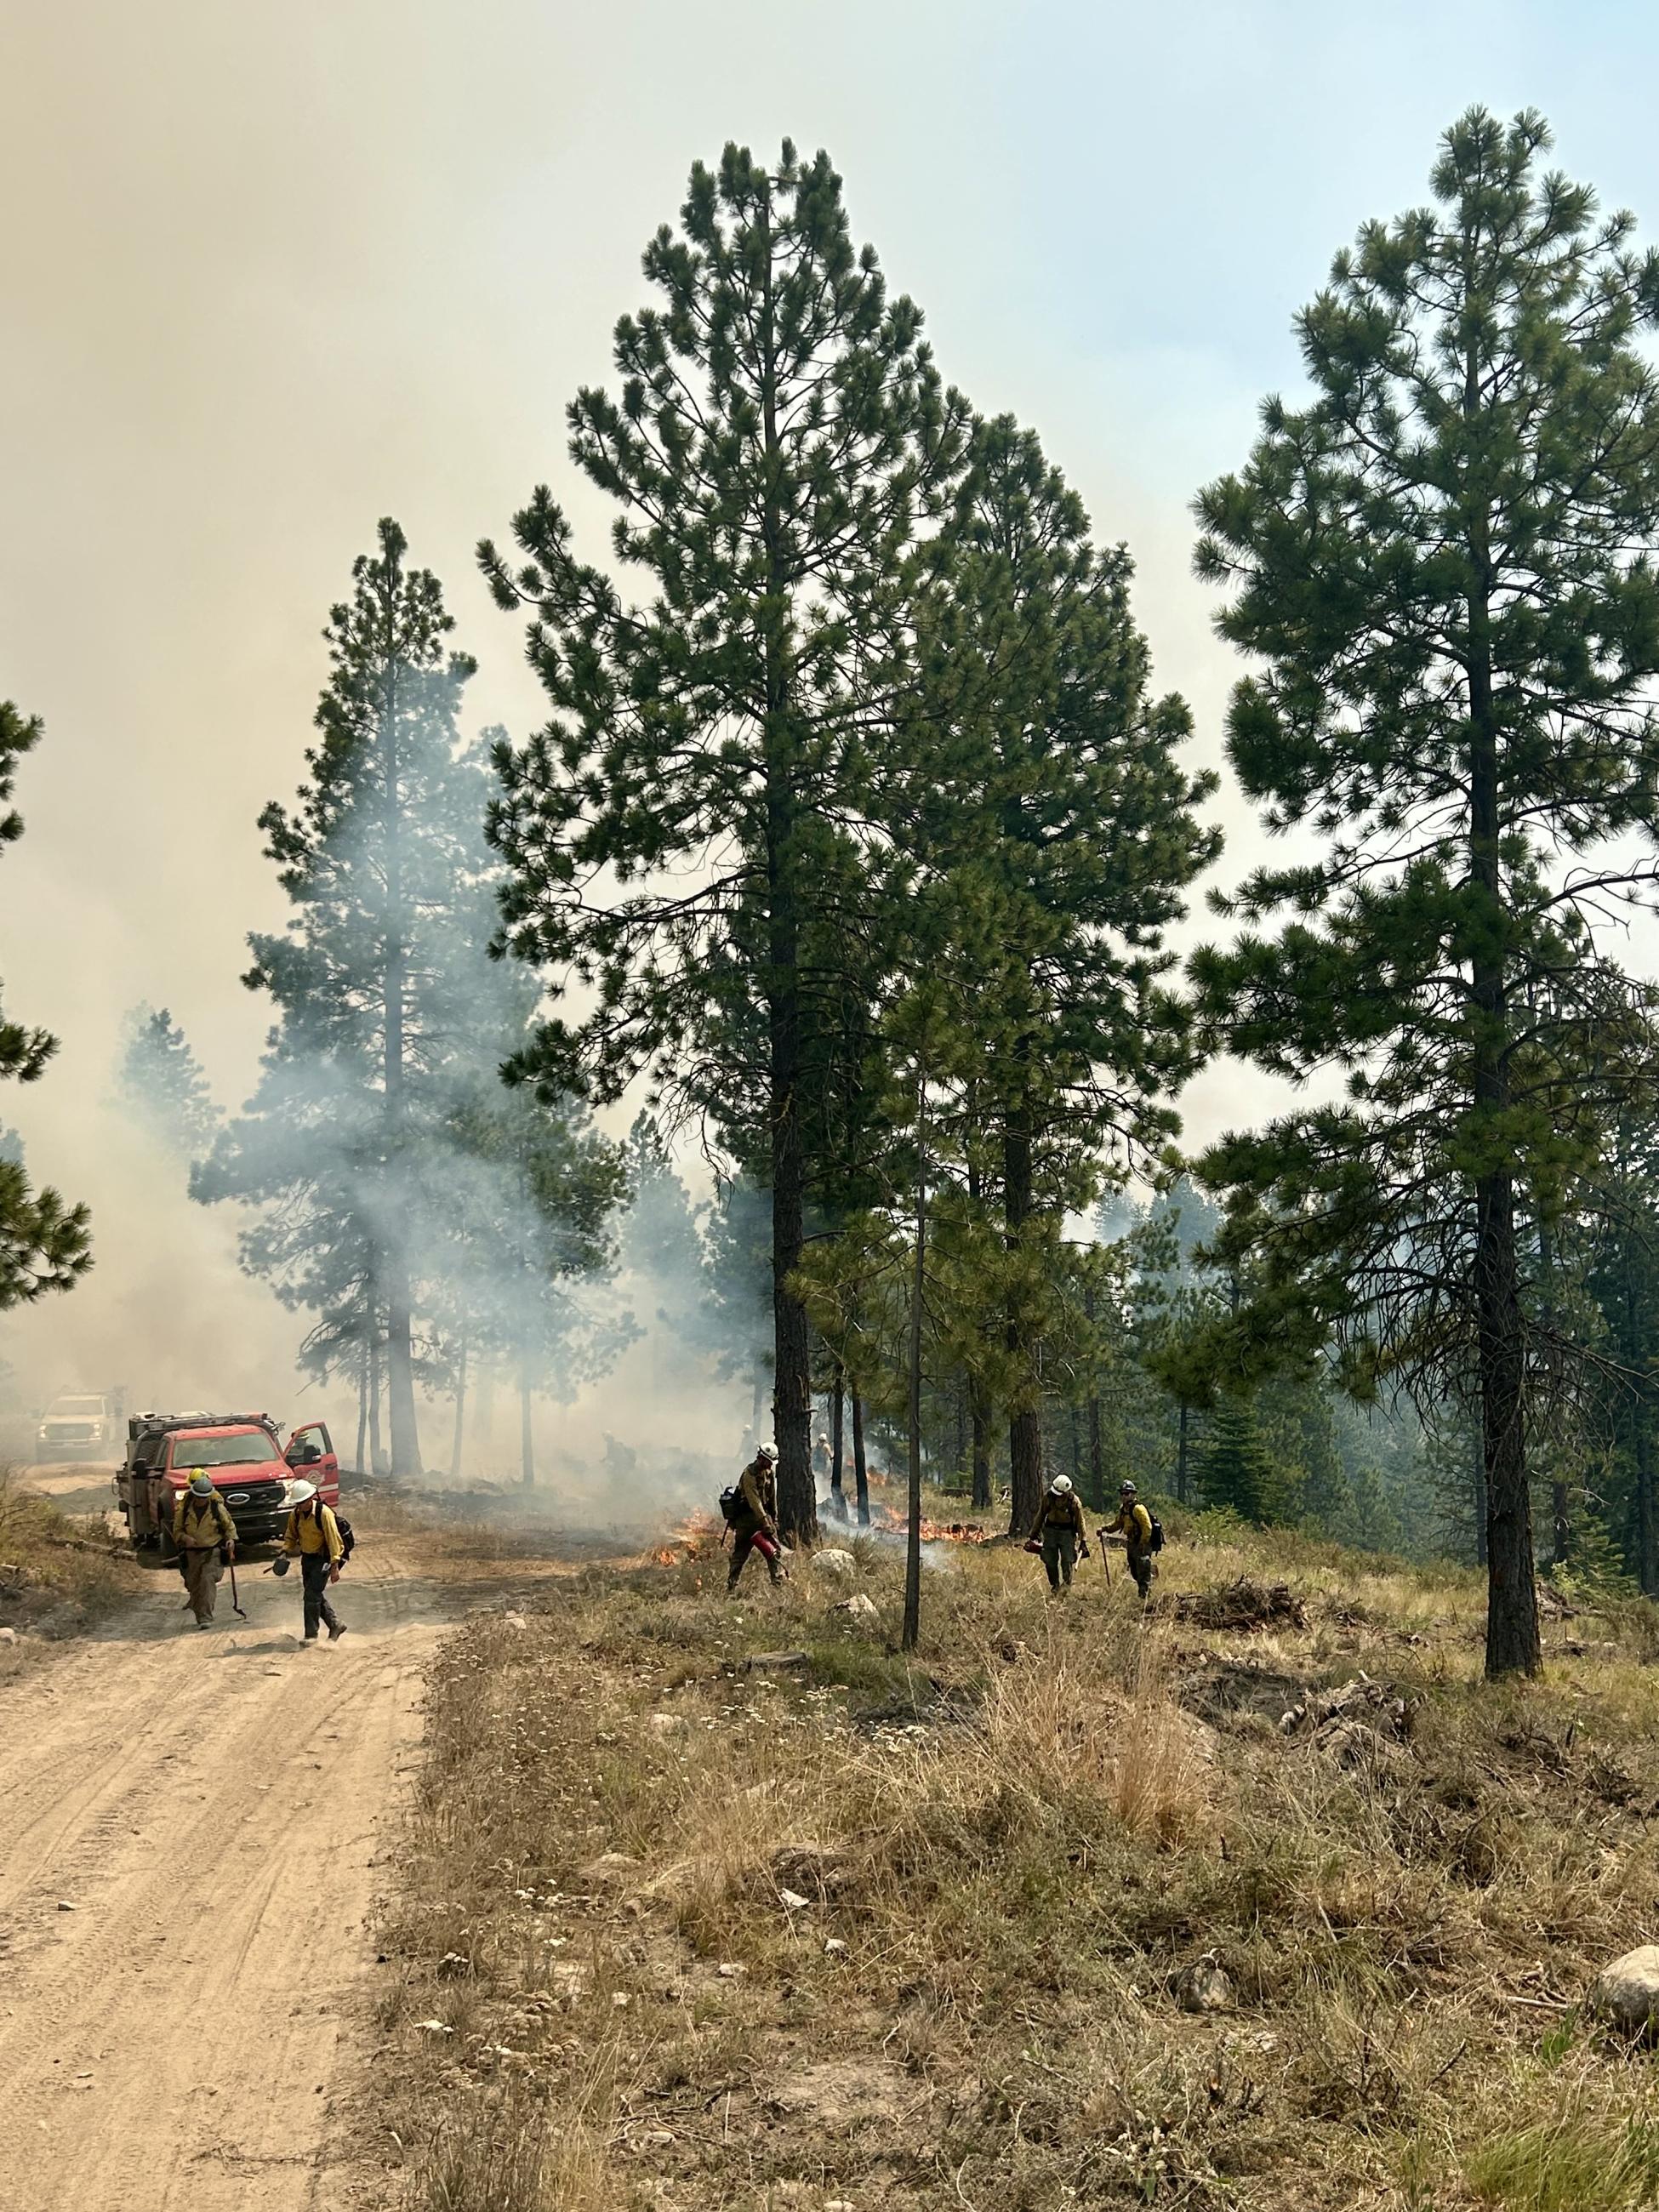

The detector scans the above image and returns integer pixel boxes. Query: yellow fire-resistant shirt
[283,1501,344,1565]
[1107,1502,1154,1556]
[1029,1490,1086,1541]
[173,1491,237,1552]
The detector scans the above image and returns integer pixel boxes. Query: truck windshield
[168,1434,276,1469]
[52,1399,105,1416]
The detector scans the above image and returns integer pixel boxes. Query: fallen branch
[1169,1579,1307,1632]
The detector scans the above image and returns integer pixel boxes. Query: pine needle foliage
[481,140,970,1541]
[0,699,88,1304]
[1189,107,1659,1678]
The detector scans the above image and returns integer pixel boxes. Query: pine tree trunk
[1617,1147,1656,1593]
[1081,1281,1103,1509]
[356,1342,368,1477]
[385,1274,422,1479]
[753,185,816,1554]
[1478,1170,1537,1673]
[1636,1390,1657,1596]
[449,1331,468,1485]
[379,587,423,1482]
[1472,1418,1488,1567]
[1177,1401,1189,1505]
[1003,1108,1043,1537]
[852,1388,869,1526]
[969,1378,992,1512]
[519,1362,535,1488]
[830,1362,846,1519]
[1467,485,1540,1678]
[903,1084,926,1653]
[368,1339,384,1477]
[1551,1477,1570,1569]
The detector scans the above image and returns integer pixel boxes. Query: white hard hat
[287,1479,318,1506]
[1051,1474,1073,1495]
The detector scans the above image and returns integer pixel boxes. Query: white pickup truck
[37,1388,124,1460]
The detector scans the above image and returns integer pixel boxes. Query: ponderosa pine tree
[0,699,88,1304]
[1197,1400,1276,1524]
[117,1004,220,1160]
[901,415,1218,1536]
[1191,109,1659,1676]
[482,142,969,1542]
[440,1082,633,1485]
[195,522,492,1476]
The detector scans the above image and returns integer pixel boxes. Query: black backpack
[718,1485,741,1525]
[333,1508,356,1563]
[1145,1512,1166,1555]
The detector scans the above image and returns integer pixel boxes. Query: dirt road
[0,1535,442,2212]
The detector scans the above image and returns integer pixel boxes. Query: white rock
[581,1851,641,1885]
[502,1611,528,1630]
[717,1961,744,1979]
[1589,1946,1659,2033]
[0,1627,16,1645]
[824,1937,848,1957]
[814,1548,857,1580]
[647,1712,687,1736]
[834,1593,879,1624]
[778,1888,811,1912]
[415,2019,453,2034]
[56,1900,75,1913]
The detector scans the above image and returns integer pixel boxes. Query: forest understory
[371,1506,1659,2212]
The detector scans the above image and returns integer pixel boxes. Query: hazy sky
[3,0,1657,1392]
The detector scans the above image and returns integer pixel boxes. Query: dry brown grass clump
[366,1503,1659,2210]
[0,1464,133,1656]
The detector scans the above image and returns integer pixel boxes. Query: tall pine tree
[0,699,89,1304]
[117,1004,220,1160]
[482,141,969,1541]
[1191,109,1659,1675]
[899,415,1217,1536]
[196,522,494,1475]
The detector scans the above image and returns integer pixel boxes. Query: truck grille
[47,1424,94,1441]
[219,1486,286,1537]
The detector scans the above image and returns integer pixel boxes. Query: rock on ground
[813,1548,858,1580]
[1589,1946,1659,2033]
[833,1593,879,1623]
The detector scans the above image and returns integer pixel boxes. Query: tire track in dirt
[0,1538,447,2212]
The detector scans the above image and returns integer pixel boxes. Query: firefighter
[1103,1479,1156,1600]
[1027,1472,1087,1596]
[173,1469,236,1629]
[727,1444,785,1594]
[280,1479,347,1642]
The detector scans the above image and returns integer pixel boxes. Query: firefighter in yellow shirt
[281,1479,346,1642]
[1102,1480,1156,1600]
[173,1470,237,1628]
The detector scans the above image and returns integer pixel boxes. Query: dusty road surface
[0,1534,443,2212]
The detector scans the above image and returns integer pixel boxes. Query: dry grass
[367,1503,1659,2209]
[0,1464,134,1656]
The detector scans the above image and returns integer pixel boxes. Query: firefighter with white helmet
[281,1477,347,1641]
[1026,1471,1087,1596]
